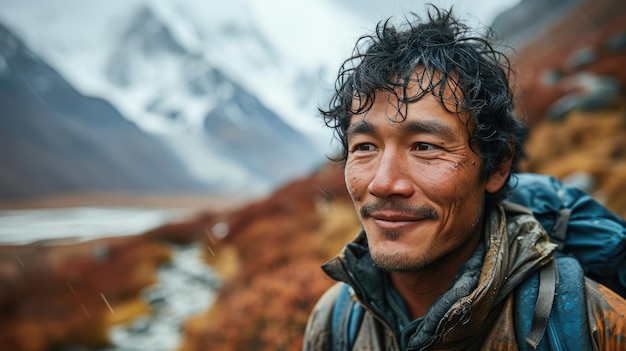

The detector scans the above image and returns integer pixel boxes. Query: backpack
[330,173,626,350]
[508,173,626,297]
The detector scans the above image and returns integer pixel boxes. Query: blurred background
[0,0,624,350]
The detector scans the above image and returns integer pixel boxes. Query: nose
[367,149,414,198]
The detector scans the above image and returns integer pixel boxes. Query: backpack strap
[524,259,558,350]
[515,256,592,351]
[331,283,364,350]
[522,207,570,349]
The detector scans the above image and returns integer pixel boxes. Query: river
[0,206,191,244]
[0,207,221,351]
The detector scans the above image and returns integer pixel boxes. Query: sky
[248,0,522,73]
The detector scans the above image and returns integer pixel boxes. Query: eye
[353,143,377,152]
[413,142,438,151]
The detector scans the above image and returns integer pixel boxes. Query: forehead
[350,67,466,120]
[348,91,468,138]
[348,74,471,139]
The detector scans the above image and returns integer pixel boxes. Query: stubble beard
[370,230,439,272]
[359,201,441,272]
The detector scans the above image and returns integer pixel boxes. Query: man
[303,7,626,350]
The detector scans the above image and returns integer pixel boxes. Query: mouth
[369,211,425,230]
[360,201,438,231]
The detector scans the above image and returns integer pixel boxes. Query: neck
[389,231,482,319]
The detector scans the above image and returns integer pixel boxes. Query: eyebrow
[346,119,375,136]
[346,118,457,140]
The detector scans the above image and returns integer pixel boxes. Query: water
[60,243,220,351]
[103,243,220,351]
[0,207,190,245]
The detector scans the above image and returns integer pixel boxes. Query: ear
[485,156,513,194]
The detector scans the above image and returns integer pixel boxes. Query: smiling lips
[360,201,439,231]
[369,211,428,230]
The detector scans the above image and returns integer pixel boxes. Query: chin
[371,250,435,272]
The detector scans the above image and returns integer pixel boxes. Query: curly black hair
[320,6,526,202]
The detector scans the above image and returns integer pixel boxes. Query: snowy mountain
[0,1,329,198]
[0,22,208,199]
[97,5,323,192]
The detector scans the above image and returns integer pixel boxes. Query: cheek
[418,160,480,202]
[345,172,365,203]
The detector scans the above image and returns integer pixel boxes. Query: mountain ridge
[0,3,324,199]
[0,21,212,199]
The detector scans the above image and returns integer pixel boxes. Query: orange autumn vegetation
[0,235,171,351]
[179,162,361,351]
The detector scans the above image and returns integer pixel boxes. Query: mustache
[360,200,439,220]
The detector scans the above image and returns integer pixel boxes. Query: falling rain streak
[101,293,115,314]
[67,282,76,295]
[206,245,216,256]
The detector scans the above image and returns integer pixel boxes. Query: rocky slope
[511,0,626,215]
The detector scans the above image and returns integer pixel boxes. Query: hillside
[510,0,626,126]
[511,0,626,216]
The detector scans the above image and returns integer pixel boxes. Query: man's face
[344,89,505,272]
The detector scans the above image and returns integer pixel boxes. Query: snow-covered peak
[0,0,338,146]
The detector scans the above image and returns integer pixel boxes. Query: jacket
[302,203,626,350]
